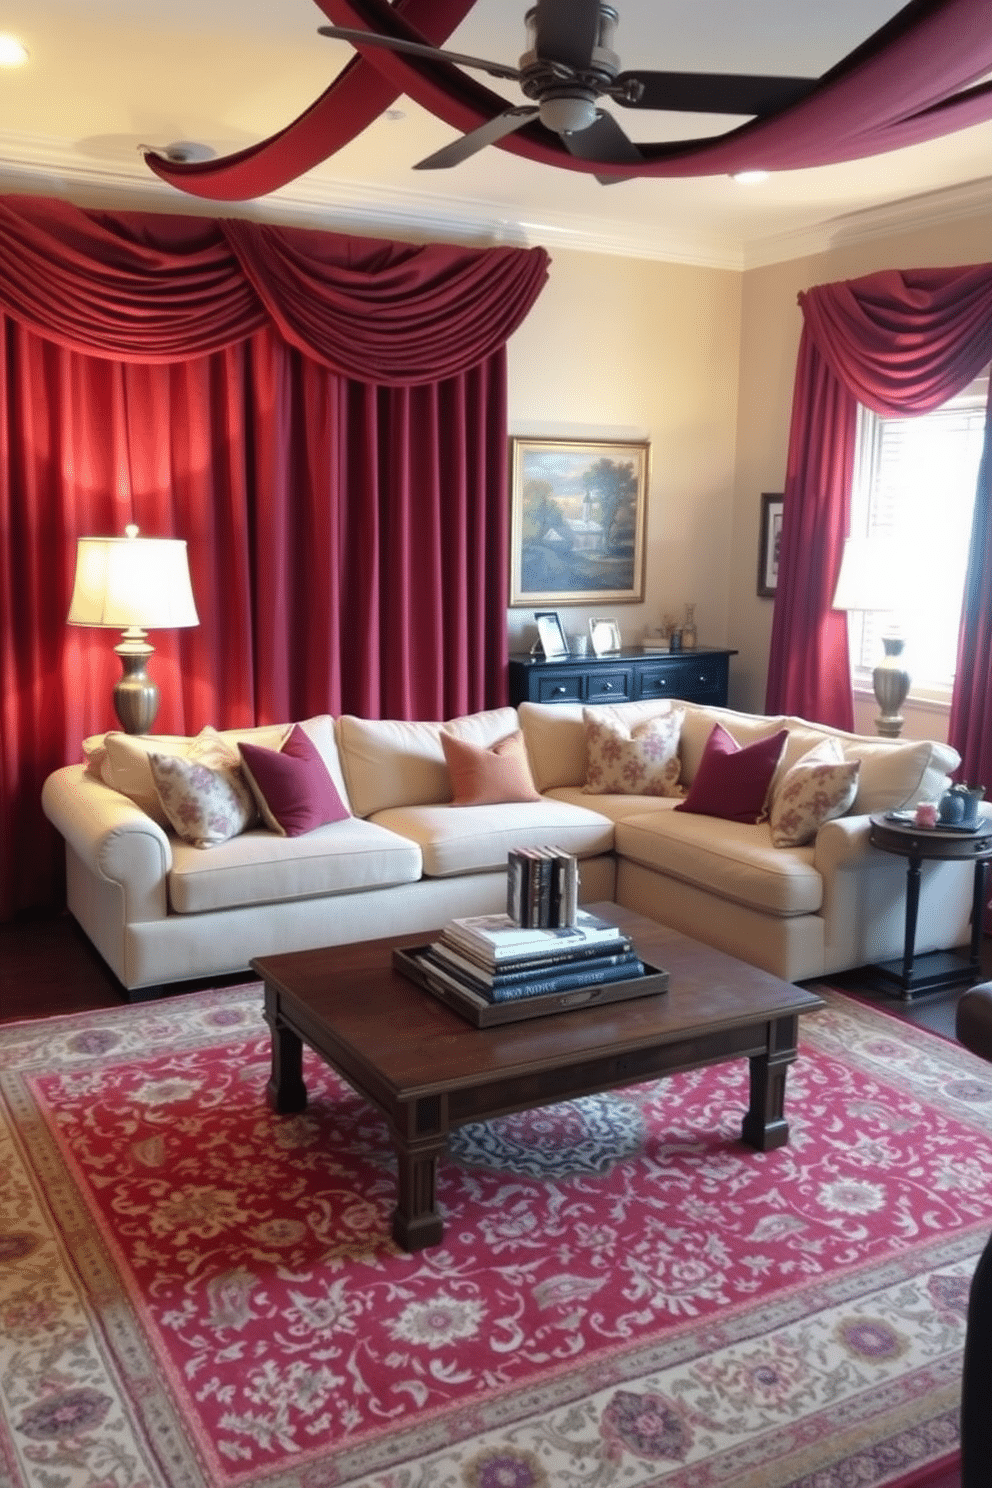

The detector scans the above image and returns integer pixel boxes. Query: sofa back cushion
[841,736,959,813]
[337,708,519,818]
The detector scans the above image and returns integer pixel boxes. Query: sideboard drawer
[533,671,583,703]
[587,667,633,703]
[635,654,728,704]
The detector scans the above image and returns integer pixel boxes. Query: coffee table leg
[741,1015,797,1151]
[263,994,308,1114]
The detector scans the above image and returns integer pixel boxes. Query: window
[847,369,989,700]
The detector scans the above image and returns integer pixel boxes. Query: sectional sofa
[41,698,969,997]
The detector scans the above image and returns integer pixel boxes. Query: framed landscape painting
[509,437,649,605]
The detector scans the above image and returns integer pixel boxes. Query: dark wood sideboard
[508,646,737,708]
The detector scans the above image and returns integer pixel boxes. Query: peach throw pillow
[440,729,541,806]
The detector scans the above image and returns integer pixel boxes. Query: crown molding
[0,130,744,269]
[1,131,990,276]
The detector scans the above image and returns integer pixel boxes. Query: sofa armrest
[812,813,875,874]
[42,764,172,923]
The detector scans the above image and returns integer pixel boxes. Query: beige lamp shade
[67,525,198,632]
[832,536,912,739]
[831,537,912,615]
[67,524,198,734]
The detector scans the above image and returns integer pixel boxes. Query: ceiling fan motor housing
[519,1,621,133]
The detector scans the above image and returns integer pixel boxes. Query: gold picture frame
[509,437,649,605]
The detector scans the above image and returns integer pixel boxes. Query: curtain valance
[0,196,549,382]
[798,265,992,416]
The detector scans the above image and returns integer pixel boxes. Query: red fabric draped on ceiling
[765,262,992,744]
[0,196,549,920]
[148,0,992,198]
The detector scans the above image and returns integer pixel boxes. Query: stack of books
[393,909,668,1026]
[506,846,579,928]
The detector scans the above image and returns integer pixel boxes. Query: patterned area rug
[1,984,989,1488]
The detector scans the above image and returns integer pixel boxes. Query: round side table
[868,812,992,999]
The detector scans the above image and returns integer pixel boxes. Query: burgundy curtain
[766,263,992,730]
[949,387,992,792]
[0,196,549,920]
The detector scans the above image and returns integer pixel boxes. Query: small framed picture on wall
[758,493,784,597]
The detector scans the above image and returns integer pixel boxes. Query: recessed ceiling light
[0,35,29,67]
[731,170,770,185]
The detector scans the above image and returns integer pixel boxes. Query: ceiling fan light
[539,94,598,134]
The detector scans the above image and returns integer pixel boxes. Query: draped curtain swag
[147,0,992,198]
[765,262,992,790]
[0,195,549,919]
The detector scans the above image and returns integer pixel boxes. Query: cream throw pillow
[148,749,256,848]
[770,738,861,848]
[582,708,684,797]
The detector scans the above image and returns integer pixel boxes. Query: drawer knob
[553,685,567,695]
[603,682,613,691]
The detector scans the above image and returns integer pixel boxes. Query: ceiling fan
[318,0,817,172]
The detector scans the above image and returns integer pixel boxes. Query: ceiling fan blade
[532,0,601,72]
[413,106,539,170]
[562,110,643,166]
[615,70,817,116]
[317,25,521,83]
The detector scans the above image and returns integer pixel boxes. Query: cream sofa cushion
[615,809,823,917]
[336,708,518,818]
[167,817,421,915]
[841,737,958,814]
[371,799,614,878]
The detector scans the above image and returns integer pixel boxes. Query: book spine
[486,958,645,1002]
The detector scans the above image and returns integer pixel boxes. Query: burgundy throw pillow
[674,723,788,824]
[239,725,349,837]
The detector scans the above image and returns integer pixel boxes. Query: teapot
[938,782,986,828]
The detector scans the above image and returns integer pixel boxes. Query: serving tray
[393,944,669,1028]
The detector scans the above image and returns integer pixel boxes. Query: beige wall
[730,209,992,734]
[505,248,742,660]
[504,212,991,738]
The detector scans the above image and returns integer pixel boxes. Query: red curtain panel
[0,197,549,919]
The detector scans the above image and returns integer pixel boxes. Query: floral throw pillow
[769,738,861,848]
[582,708,684,796]
[148,733,256,848]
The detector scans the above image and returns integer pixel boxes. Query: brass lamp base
[872,636,911,739]
[113,635,160,735]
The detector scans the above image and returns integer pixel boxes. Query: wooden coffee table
[253,904,823,1252]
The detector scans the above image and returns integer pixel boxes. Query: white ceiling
[3,0,992,269]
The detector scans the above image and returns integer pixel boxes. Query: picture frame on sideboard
[533,610,570,659]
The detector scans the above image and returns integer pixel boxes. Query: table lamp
[67,524,199,734]
[832,536,911,738]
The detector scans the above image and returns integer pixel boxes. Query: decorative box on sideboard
[508,646,737,708]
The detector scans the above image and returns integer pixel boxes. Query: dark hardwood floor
[2,907,990,1040]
